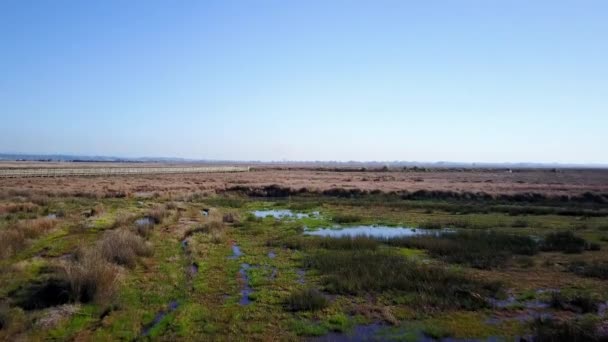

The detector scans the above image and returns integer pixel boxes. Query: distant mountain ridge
[0,153,606,169]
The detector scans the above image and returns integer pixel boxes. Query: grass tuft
[99,229,152,268]
[284,288,328,312]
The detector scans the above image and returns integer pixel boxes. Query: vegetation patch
[541,231,599,253]
[304,250,501,309]
[284,288,328,312]
[385,231,538,269]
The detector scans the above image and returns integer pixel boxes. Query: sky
[1,1,607,163]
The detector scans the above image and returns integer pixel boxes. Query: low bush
[99,229,152,268]
[304,249,501,310]
[386,231,538,269]
[529,316,603,342]
[332,214,361,224]
[284,288,328,312]
[541,232,596,254]
[568,261,608,280]
[550,291,599,313]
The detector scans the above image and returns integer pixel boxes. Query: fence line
[0,166,250,178]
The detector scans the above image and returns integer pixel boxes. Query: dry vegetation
[2,162,608,199]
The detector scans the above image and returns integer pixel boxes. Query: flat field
[1,163,608,341]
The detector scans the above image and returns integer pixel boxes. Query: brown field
[1,162,607,198]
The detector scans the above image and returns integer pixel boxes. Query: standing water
[304,225,451,239]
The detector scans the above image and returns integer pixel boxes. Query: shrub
[332,214,361,224]
[550,291,598,313]
[304,250,500,310]
[529,316,602,342]
[541,232,588,254]
[568,261,608,280]
[284,288,328,312]
[99,229,152,268]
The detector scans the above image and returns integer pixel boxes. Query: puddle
[142,300,179,336]
[296,269,306,284]
[268,251,276,259]
[269,267,278,280]
[181,239,188,250]
[12,279,72,310]
[136,217,155,227]
[252,209,318,219]
[488,294,549,310]
[47,214,57,219]
[188,263,199,276]
[599,301,608,316]
[229,243,243,259]
[304,226,451,239]
[239,263,253,305]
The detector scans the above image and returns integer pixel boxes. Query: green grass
[385,231,538,269]
[304,249,502,309]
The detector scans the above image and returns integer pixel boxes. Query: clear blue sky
[1,1,607,163]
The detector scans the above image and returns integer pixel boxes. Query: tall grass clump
[62,248,118,303]
[111,212,135,228]
[0,202,38,214]
[332,214,362,224]
[184,221,227,244]
[549,291,599,313]
[99,229,152,268]
[147,205,169,224]
[304,250,501,309]
[271,236,378,251]
[284,288,328,312]
[541,231,598,254]
[0,217,58,259]
[386,231,538,269]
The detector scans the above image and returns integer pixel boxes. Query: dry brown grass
[0,217,58,259]
[0,202,38,214]
[111,212,136,229]
[184,221,227,244]
[62,248,118,303]
[147,205,169,224]
[99,229,152,268]
[2,164,607,199]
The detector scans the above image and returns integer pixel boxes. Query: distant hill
[0,153,606,169]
